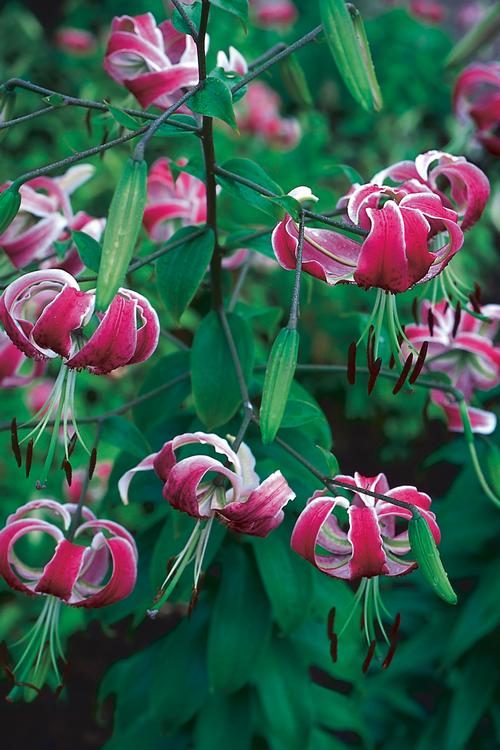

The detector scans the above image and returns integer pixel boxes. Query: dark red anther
[327,607,336,639]
[88,447,97,480]
[474,282,482,304]
[388,353,396,370]
[67,432,77,458]
[329,634,338,663]
[427,308,434,337]
[25,439,34,478]
[452,301,462,338]
[366,325,375,369]
[10,418,22,468]
[362,640,377,673]
[392,354,414,395]
[382,613,401,669]
[188,585,200,617]
[443,301,449,313]
[468,293,481,313]
[367,357,382,395]
[409,341,428,385]
[347,342,356,385]
[411,297,420,324]
[62,459,73,487]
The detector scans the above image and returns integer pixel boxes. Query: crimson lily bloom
[406,300,500,434]
[119,432,295,611]
[0,269,159,483]
[143,158,207,243]
[250,0,298,28]
[0,330,45,388]
[237,82,301,150]
[0,499,137,698]
[453,63,500,157]
[54,27,96,55]
[0,164,104,273]
[104,13,200,110]
[291,472,441,669]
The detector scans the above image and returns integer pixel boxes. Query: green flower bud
[260,327,299,444]
[0,184,21,235]
[409,514,457,605]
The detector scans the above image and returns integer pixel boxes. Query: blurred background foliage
[0,0,499,748]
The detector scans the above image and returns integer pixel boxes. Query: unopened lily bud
[0,184,21,235]
[347,4,383,112]
[409,513,457,604]
[260,326,299,444]
[288,186,318,204]
[320,0,382,112]
[95,157,147,311]
[279,55,313,108]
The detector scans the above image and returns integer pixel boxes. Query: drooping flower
[453,63,500,157]
[237,82,301,150]
[405,300,500,434]
[143,158,207,242]
[291,472,440,669]
[0,165,104,273]
[0,330,45,388]
[0,499,137,699]
[119,432,295,611]
[0,269,159,483]
[104,13,199,110]
[54,27,96,55]
[250,0,298,28]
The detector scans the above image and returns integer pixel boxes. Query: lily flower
[0,164,104,273]
[405,300,500,434]
[143,158,207,243]
[104,13,200,110]
[0,269,159,485]
[0,499,137,699]
[453,63,500,157]
[250,0,298,28]
[118,432,295,611]
[291,472,440,670]
[0,330,45,388]
[237,82,301,150]
[54,27,96,56]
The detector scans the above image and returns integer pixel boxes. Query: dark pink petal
[431,389,497,435]
[347,506,388,578]
[34,539,86,600]
[7,499,73,528]
[0,520,64,595]
[124,68,199,109]
[31,286,94,358]
[372,160,421,185]
[120,289,160,365]
[0,214,67,269]
[66,293,137,374]
[216,471,295,537]
[75,519,138,559]
[73,536,137,608]
[163,455,242,518]
[291,496,353,578]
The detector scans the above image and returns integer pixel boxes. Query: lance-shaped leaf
[279,55,313,108]
[95,157,147,311]
[189,77,237,130]
[100,416,151,459]
[218,158,300,220]
[320,0,382,112]
[207,544,271,693]
[72,230,102,272]
[260,327,299,444]
[0,185,21,234]
[409,513,457,604]
[446,4,500,68]
[156,226,214,323]
[191,310,254,428]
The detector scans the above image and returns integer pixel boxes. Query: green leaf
[71,230,102,272]
[191,310,254,429]
[100,416,151,459]
[155,114,198,137]
[446,4,500,68]
[194,692,252,750]
[132,351,191,430]
[218,158,300,219]
[171,1,202,36]
[156,226,214,323]
[225,230,274,258]
[211,0,248,25]
[107,105,140,130]
[189,77,237,129]
[253,519,313,633]
[255,638,313,750]
[43,93,65,106]
[207,544,271,692]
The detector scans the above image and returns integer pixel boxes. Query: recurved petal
[0,519,64,594]
[119,288,160,366]
[72,535,137,608]
[216,470,295,537]
[163,455,242,518]
[347,506,389,578]
[34,539,86,600]
[118,451,160,505]
[31,286,94,358]
[431,389,497,435]
[291,496,352,578]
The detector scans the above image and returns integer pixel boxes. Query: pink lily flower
[453,63,500,157]
[119,432,295,610]
[0,499,137,698]
[0,330,45,388]
[237,82,301,150]
[250,0,298,28]
[291,472,441,669]
[0,269,159,483]
[405,300,500,434]
[54,27,96,55]
[409,0,445,23]
[0,164,105,272]
[104,13,200,110]
[143,158,207,242]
